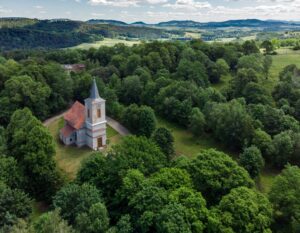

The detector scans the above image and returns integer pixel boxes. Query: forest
[0,19,172,50]
[0,39,300,233]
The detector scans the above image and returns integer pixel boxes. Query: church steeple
[84,77,107,150]
[90,78,100,99]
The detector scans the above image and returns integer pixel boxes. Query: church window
[97,109,101,118]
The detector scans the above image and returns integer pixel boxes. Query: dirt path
[43,111,66,127]
[43,111,130,136]
[106,116,130,136]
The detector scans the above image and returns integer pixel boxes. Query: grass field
[71,38,141,49]
[47,117,121,179]
[264,48,300,91]
[185,32,201,39]
[212,48,300,93]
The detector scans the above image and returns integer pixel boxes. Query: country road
[43,111,130,136]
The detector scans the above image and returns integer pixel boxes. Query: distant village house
[62,64,86,73]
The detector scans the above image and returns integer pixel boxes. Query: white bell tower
[84,78,107,150]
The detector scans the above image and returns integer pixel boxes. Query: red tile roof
[64,101,85,129]
[60,124,76,137]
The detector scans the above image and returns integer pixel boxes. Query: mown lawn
[47,117,121,179]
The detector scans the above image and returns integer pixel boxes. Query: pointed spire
[90,78,100,99]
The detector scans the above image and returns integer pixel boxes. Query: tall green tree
[0,156,23,189]
[32,209,75,233]
[261,40,274,54]
[263,55,272,79]
[176,149,254,204]
[75,203,110,233]
[242,40,259,55]
[120,75,143,104]
[0,75,51,124]
[269,165,300,232]
[0,182,32,228]
[6,108,62,201]
[53,183,103,225]
[152,127,175,160]
[206,99,255,149]
[122,104,156,137]
[211,187,273,233]
[188,107,206,136]
[239,146,265,178]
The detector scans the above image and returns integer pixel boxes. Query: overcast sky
[0,0,299,23]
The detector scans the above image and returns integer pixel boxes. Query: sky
[0,0,299,23]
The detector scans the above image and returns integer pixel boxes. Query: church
[59,79,107,150]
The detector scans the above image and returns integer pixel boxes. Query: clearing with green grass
[157,117,277,193]
[157,117,235,158]
[267,48,300,89]
[47,117,121,179]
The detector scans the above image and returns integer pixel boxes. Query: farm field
[47,117,121,179]
[71,38,141,49]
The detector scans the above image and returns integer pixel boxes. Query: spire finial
[90,78,100,99]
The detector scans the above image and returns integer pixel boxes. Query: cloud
[144,0,300,23]
[88,0,168,7]
[88,0,139,7]
[0,6,12,14]
[163,0,211,10]
[34,5,44,9]
[91,12,104,16]
[146,0,168,3]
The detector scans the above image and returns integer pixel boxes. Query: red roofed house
[59,79,107,150]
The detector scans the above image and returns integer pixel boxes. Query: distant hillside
[87,19,127,26]
[0,18,170,50]
[157,20,202,28]
[0,17,38,28]
[156,19,300,29]
[1,17,300,50]
[86,18,300,30]
[131,21,147,26]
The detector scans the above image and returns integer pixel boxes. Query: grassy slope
[209,49,300,193]
[157,117,277,193]
[71,38,141,49]
[266,48,300,90]
[212,48,300,92]
[158,49,300,193]
[47,117,121,180]
[157,117,236,158]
